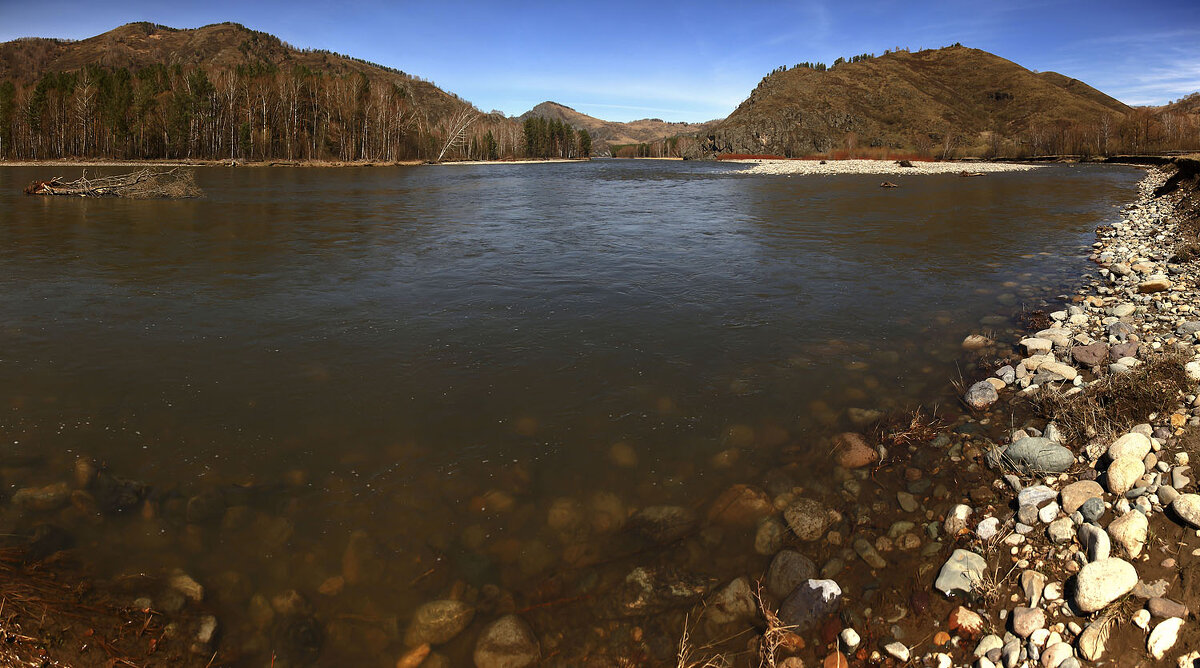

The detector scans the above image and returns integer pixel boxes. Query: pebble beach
[732,158,1043,176]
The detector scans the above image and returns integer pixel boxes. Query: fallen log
[24,168,201,199]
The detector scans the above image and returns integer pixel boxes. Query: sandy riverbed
[730,158,1042,176]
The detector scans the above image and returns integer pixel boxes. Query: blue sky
[1,0,1198,122]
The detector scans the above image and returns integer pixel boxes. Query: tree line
[0,62,533,162]
[522,116,591,159]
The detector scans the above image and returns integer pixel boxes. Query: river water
[0,161,1141,665]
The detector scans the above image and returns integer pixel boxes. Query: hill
[704,45,1137,157]
[0,22,524,162]
[520,101,718,152]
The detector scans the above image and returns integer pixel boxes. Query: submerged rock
[779,579,841,632]
[832,432,878,469]
[766,550,817,599]
[628,506,696,544]
[705,577,757,625]
[618,567,713,615]
[12,482,70,512]
[783,497,836,541]
[707,485,773,526]
[474,615,539,668]
[964,381,999,410]
[404,600,475,647]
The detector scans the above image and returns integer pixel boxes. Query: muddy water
[0,162,1140,664]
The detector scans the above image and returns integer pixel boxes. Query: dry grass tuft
[1030,352,1191,445]
[675,615,727,668]
[753,583,799,668]
[875,407,947,449]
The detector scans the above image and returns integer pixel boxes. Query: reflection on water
[0,161,1141,664]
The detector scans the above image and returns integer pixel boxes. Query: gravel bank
[731,158,1043,176]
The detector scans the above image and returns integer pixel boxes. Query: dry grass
[753,583,798,668]
[874,407,947,449]
[1030,352,1191,445]
[675,614,728,668]
[968,558,1021,607]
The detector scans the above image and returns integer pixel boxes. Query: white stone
[1073,558,1138,613]
[1148,617,1183,660]
[1106,456,1145,495]
[1109,432,1153,461]
[884,641,909,662]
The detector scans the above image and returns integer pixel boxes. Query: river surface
[0,161,1142,665]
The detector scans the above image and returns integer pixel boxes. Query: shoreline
[869,159,1200,667]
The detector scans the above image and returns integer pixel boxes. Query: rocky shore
[732,158,1042,176]
[854,160,1200,667]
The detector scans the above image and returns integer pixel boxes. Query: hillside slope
[705,45,1133,157]
[0,22,521,161]
[520,101,718,148]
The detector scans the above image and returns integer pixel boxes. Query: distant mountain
[0,22,521,162]
[704,45,1135,157]
[520,101,719,150]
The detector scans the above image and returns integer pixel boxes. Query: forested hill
[519,101,719,152]
[0,22,527,162]
[704,45,1198,158]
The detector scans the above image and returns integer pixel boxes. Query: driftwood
[24,168,201,199]
[880,181,899,188]
[959,170,984,178]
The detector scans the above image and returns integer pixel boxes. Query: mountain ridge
[704,45,1146,157]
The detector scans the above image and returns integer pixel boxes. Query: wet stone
[754,518,785,556]
[783,497,835,541]
[853,538,886,568]
[91,472,147,514]
[779,579,841,633]
[190,615,218,654]
[965,381,999,410]
[1147,597,1189,619]
[766,550,817,599]
[706,577,756,625]
[11,482,70,512]
[832,432,878,469]
[404,600,475,647]
[629,506,696,544]
[619,567,712,615]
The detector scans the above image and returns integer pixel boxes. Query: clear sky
[1,0,1198,122]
